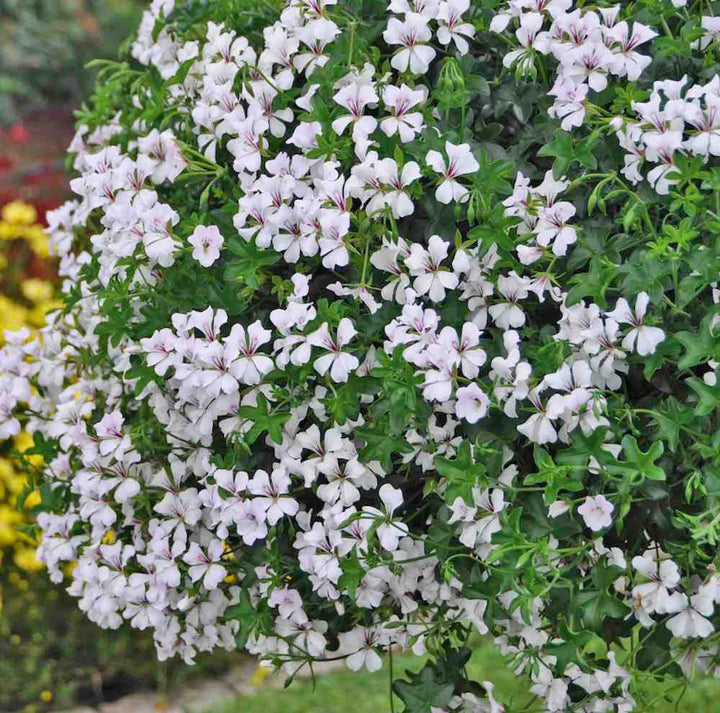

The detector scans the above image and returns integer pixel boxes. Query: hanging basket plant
[4,0,720,710]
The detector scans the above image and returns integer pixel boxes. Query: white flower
[236,499,269,545]
[295,18,340,75]
[577,494,614,532]
[534,202,577,257]
[383,13,436,75]
[429,323,487,378]
[268,586,307,622]
[459,488,505,547]
[489,273,528,330]
[381,84,425,142]
[404,235,459,302]
[95,410,132,457]
[425,142,478,204]
[374,484,409,551]
[307,318,360,382]
[632,553,681,615]
[502,12,544,75]
[548,501,570,518]
[318,211,351,268]
[375,158,421,218]
[437,0,475,55]
[188,225,224,267]
[338,626,385,672]
[605,292,665,356]
[517,389,557,445]
[548,78,588,132]
[182,539,227,590]
[140,328,181,376]
[226,117,268,174]
[137,129,186,183]
[455,383,490,423]
[226,321,274,385]
[248,468,299,525]
[606,21,657,80]
[422,360,454,402]
[666,593,715,639]
[0,393,20,439]
[332,82,379,140]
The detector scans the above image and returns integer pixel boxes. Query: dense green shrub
[6,0,720,711]
[0,0,143,124]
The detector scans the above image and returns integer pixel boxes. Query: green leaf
[545,622,594,670]
[338,550,365,599]
[323,380,362,425]
[675,324,720,370]
[393,666,455,713]
[687,377,720,417]
[238,393,290,445]
[356,424,413,471]
[647,398,696,452]
[537,132,597,177]
[371,348,421,434]
[224,237,281,289]
[470,151,515,197]
[575,589,629,631]
[525,447,584,503]
[225,589,260,650]
[619,436,666,481]
[435,442,486,505]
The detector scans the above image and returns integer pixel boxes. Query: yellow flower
[24,490,41,509]
[250,665,271,686]
[40,691,53,704]
[14,431,43,467]
[0,506,23,546]
[13,431,33,451]
[2,201,37,225]
[0,458,14,482]
[6,474,26,497]
[0,296,28,336]
[29,300,62,328]
[21,279,54,304]
[15,546,43,572]
[27,227,50,258]
[0,222,15,240]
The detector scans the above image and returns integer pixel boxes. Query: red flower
[10,123,30,144]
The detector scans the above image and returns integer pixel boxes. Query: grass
[207,640,720,713]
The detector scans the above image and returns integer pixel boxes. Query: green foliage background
[0,0,144,125]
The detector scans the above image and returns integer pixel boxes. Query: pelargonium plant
[4,0,720,709]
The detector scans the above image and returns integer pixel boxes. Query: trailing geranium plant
[4,0,720,709]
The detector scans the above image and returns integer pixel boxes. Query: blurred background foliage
[0,0,144,125]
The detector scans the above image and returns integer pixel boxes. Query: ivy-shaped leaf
[687,377,720,416]
[356,424,414,471]
[537,131,597,177]
[435,442,486,505]
[238,393,291,445]
[619,436,666,481]
[393,666,455,713]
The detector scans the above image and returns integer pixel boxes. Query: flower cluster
[4,0,720,711]
[0,201,58,573]
[614,75,720,195]
[493,3,657,130]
